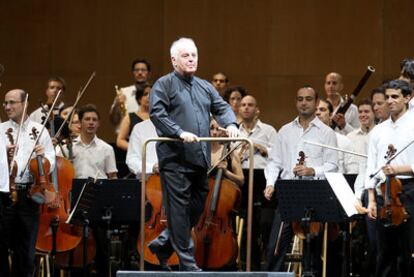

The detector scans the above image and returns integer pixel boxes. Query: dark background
[0,0,412,141]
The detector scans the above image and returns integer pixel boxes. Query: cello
[137,174,179,266]
[193,143,241,269]
[380,144,409,227]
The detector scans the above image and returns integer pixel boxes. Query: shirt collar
[293,116,323,130]
[240,119,263,133]
[74,135,98,147]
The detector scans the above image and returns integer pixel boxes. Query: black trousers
[157,167,209,269]
[0,189,40,277]
[375,179,414,277]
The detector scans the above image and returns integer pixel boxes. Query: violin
[5,128,18,204]
[380,144,409,227]
[193,143,241,269]
[291,151,322,239]
[28,127,56,204]
[137,174,179,266]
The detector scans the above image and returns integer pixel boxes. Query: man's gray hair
[170,37,197,59]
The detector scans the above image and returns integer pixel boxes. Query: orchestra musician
[324,72,360,134]
[211,72,229,97]
[148,37,239,271]
[264,86,338,274]
[29,77,66,124]
[110,59,151,129]
[366,79,414,276]
[238,95,280,269]
[0,89,55,277]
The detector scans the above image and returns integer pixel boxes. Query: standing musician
[366,79,414,276]
[211,72,229,98]
[148,37,239,271]
[110,59,151,128]
[238,95,280,269]
[371,86,390,124]
[30,77,66,124]
[0,89,55,277]
[0,126,9,227]
[324,72,360,134]
[348,99,377,276]
[57,104,118,276]
[57,104,118,179]
[264,86,338,273]
[316,99,359,174]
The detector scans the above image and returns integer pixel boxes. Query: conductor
[149,37,239,271]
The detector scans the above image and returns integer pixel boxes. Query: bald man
[325,72,360,134]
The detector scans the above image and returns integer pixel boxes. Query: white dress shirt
[29,102,65,124]
[0,118,55,184]
[239,119,279,169]
[334,99,360,135]
[126,119,158,179]
[265,116,338,186]
[0,134,9,192]
[57,135,118,179]
[365,112,414,189]
[336,133,359,174]
[347,127,371,199]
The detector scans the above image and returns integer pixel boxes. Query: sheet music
[325,172,358,217]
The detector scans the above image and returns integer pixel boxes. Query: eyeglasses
[3,100,22,107]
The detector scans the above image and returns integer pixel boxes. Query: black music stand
[66,177,102,276]
[276,179,349,277]
[71,179,141,224]
[71,178,141,275]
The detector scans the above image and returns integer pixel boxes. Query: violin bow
[369,138,414,179]
[9,93,29,172]
[19,90,62,177]
[54,71,96,139]
[303,140,368,158]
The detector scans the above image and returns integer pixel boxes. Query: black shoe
[148,240,172,271]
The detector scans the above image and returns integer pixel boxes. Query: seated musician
[210,118,244,186]
[223,86,247,124]
[116,84,151,151]
[211,72,229,98]
[126,118,158,179]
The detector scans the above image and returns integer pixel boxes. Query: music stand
[276,179,348,277]
[71,178,141,224]
[66,177,102,276]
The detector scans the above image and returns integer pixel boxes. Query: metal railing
[139,137,255,271]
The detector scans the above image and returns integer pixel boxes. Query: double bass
[193,143,241,269]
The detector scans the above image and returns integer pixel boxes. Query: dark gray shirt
[150,71,237,171]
